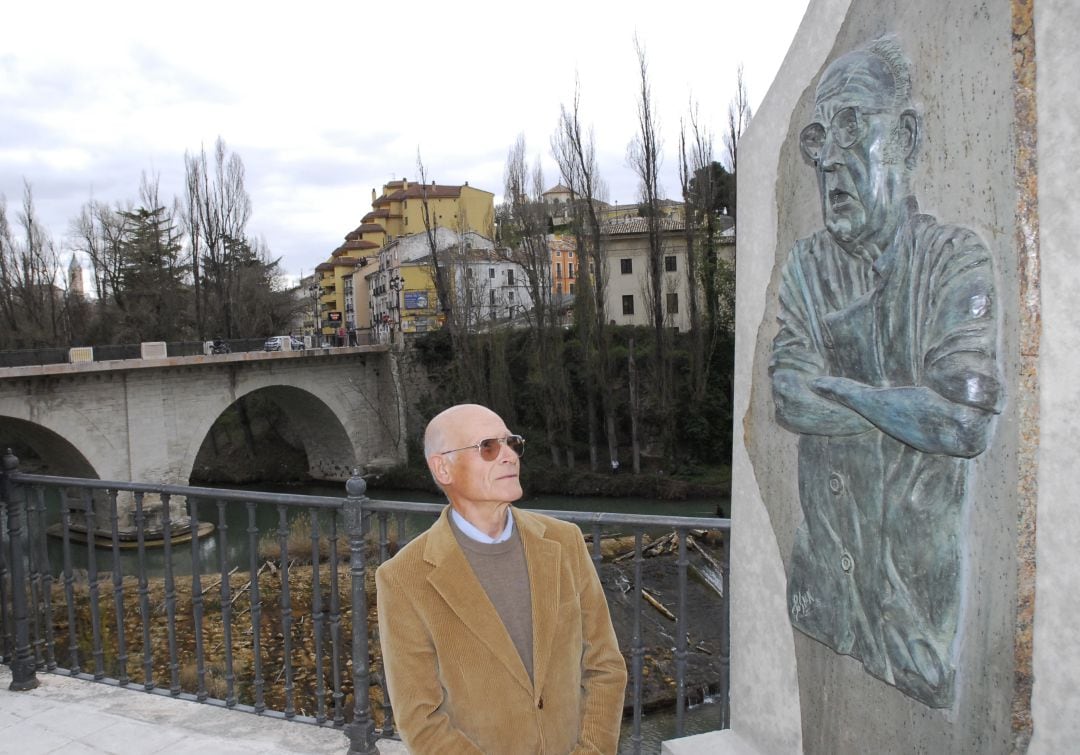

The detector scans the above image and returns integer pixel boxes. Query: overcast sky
[1,1,810,283]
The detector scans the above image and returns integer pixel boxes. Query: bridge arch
[180,385,357,485]
[0,416,98,478]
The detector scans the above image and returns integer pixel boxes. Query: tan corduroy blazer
[376,506,627,754]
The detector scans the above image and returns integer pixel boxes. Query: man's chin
[502,480,524,501]
[825,218,864,246]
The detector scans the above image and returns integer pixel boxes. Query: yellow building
[315,227,379,344]
[362,179,495,240]
[314,177,496,343]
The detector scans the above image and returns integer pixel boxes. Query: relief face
[769,36,1003,708]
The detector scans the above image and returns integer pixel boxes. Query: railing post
[1,450,39,691]
[343,469,378,755]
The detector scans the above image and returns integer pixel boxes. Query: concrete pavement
[0,666,408,754]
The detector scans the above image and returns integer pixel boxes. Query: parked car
[263,335,305,352]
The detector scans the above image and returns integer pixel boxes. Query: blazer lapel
[424,508,533,693]
[518,510,562,691]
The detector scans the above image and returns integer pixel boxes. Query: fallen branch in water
[641,588,675,621]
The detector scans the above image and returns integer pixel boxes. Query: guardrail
[0,454,729,753]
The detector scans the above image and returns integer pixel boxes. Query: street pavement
[0,666,408,754]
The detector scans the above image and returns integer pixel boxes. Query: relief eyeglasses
[441,434,526,462]
[800,106,883,162]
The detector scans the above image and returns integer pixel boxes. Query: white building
[601,217,734,333]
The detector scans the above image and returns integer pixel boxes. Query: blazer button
[537,697,544,709]
[828,473,844,495]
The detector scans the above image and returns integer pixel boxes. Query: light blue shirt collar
[450,507,514,544]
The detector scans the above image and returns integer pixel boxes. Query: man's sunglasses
[441,434,526,462]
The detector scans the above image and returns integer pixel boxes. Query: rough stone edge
[720,1,854,754]
[1010,0,1039,749]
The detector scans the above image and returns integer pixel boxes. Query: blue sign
[404,292,430,310]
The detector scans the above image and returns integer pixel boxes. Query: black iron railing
[0,453,729,754]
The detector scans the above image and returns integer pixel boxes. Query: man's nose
[497,439,518,462]
[818,130,845,170]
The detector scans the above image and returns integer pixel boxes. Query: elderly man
[376,403,627,753]
[770,37,1003,707]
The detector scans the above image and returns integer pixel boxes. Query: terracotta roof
[543,183,572,196]
[333,257,366,267]
[315,262,334,272]
[600,217,685,235]
[373,183,465,206]
[351,223,386,236]
[341,239,379,251]
[362,209,390,222]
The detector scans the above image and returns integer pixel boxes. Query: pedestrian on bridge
[376,403,627,753]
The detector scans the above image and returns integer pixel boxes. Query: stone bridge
[0,345,406,488]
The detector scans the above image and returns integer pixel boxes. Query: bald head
[423,404,523,513]
[424,404,501,461]
[816,36,913,114]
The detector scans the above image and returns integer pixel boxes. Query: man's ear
[897,109,919,160]
[428,454,453,486]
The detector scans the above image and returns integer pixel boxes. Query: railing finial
[2,448,18,473]
[346,467,367,498]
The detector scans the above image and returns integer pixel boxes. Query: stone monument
[660,0,1080,753]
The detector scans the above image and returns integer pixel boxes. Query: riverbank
[369,462,731,508]
[185,392,731,509]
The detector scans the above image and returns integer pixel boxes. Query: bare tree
[628,36,665,341]
[70,198,128,309]
[627,36,675,455]
[183,137,252,338]
[415,152,487,401]
[416,153,455,332]
[722,63,753,179]
[552,78,618,471]
[504,134,573,466]
[680,100,728,401]
[0,183,64,347]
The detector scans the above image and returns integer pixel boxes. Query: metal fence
[0,453,729,754]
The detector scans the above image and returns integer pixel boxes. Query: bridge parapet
[0,345,406,541]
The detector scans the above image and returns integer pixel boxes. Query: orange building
[548,234,578,299]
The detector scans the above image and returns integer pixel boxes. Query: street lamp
[308,282,320,346]
[388,273,404,344]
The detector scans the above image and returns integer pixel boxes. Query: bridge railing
[0,334,382,368]
[0,453,730,754]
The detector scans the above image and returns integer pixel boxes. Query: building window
[507,269,515,285]
[556,263,562,278]
[490,290,495,304]
[568,263,574,278]
[569,250,574,259]
[569,283,575,295]
[489,267,495,279]
[667,292,679,314]
[665,255,677,272]
[556,282,563,294]
[620,258,633,274]
[508,291,515,302]
[622,295,635,315]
